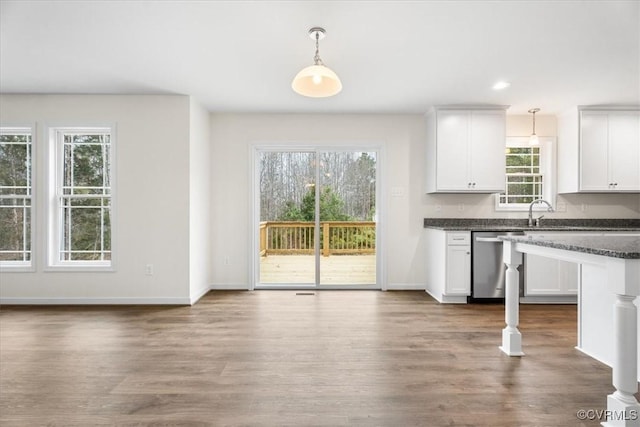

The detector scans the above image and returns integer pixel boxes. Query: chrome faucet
[528,199,553,227]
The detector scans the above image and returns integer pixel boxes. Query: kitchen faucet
[528,199,554,227]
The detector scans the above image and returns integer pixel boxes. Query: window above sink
[495,136,556,211]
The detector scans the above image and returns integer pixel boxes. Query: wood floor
[0,291,634,426]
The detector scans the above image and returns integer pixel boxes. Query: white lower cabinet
[524,254,578,296]
[446,245,471,295]
[425,229,470,303]
[522,231,639,302]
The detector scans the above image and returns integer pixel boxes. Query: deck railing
[259,221,375,257]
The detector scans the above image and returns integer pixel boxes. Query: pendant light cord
[313,32,324,66]
[532,110,536,135]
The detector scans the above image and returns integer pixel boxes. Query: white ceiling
[1,0,638,115]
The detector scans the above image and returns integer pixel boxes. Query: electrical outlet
[581,203,587,212]
[224,256,230,265]
[435,204,442,212]
[556,202,566,212]
[145,264,154,276]
[457,203,465,211]
[391,187,405,197]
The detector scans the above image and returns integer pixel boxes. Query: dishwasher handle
[475,237,504,243]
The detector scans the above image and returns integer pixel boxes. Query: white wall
[209,114,428,289]
[188,98,212,302]
[0,95,194,303]
[2,101,636,300]
[210,112,639,291]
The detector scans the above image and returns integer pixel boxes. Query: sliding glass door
[258,151,317,285]
[255,148,377,288]
[318,152,376,285]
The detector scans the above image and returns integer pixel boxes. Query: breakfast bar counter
[498,234,640,426]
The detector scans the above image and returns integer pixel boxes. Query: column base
[499,326,524,356]
[601,393,640,426]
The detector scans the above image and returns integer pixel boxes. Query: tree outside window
[0,128,32,266]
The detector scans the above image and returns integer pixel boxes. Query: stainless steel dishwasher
[471,231,525,301]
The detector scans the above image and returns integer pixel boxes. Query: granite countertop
[423,218,640,232]
[498,234,640,259]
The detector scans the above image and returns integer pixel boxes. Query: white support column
[603,259,640,427]
[500,240,524,356]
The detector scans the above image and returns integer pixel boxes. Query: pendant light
[292,27,342,98]
[528,108,540,145]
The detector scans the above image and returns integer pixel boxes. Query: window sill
[45,263,115,273]
[495,205,555,212]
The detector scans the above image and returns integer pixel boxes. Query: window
[496,137,555,211]
[48,127,114,268]
[0,127,33,268]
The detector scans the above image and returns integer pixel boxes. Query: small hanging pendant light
[292,27,342,98]
[528,108,540,145]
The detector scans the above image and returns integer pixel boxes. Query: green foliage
[0,134,31,260]
[298,186,351,221]
[279,201,304,221]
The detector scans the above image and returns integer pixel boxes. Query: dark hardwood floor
[0,291,629,426]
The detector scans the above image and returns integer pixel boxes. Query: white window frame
[495,136,556,211]
[46,126,116,271]
[0,125,35,271]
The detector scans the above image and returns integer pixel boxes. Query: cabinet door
[525,254,578,295]
[608,112,640,191]
[446,245,471,295]
[580,112,610,191]
[436,110,470,191]
[469,110,506,191]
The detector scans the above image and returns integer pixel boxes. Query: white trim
[520,295,577,304]
[211,283,251,290]
[0,124,36,271]
[45,124,117,271]
[249,146,258,291]
[41,265,115,273]
[386,282,425,290]
[495,136,557,211]
[425,288,468,303]
[0,297,192,305]
[189,286,211,305]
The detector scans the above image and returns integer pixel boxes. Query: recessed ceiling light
[492,81,511,90]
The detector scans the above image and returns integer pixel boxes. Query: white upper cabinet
[558,108,640,193]
[425,107,507,193]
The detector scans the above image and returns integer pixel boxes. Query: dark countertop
[423,218,640,232]
[498,234,640,259]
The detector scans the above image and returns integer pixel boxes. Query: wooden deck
[259,254,376,285]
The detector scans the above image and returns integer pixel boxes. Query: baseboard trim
[385,282,425,290]
[424,288,468,304]
[520,295,578,304]
[189,286,211,305]
[0,297,192,305]
[210,283,250,290]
